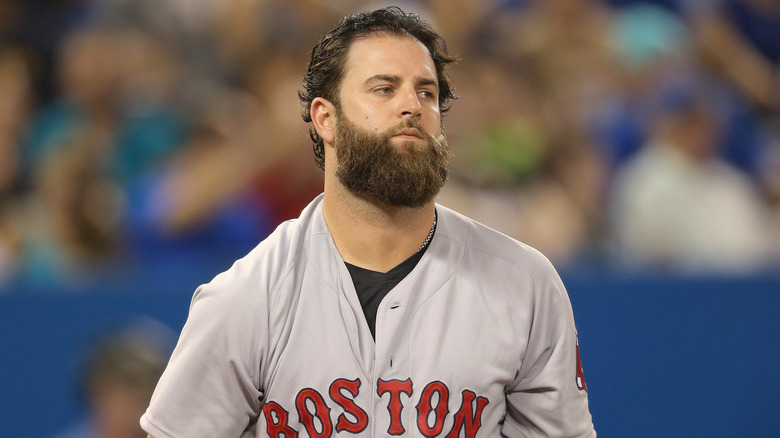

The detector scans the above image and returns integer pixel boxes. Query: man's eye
[375,86,393,94]
[419,90,436,100]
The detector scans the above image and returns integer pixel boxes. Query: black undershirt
[344,221,436,340]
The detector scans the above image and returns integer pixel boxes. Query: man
[142,7,596,437]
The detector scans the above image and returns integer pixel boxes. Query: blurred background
[1,0,779,436]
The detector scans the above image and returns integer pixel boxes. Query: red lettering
[263,401,298,437]
[295,388,332,438]
[329,378,369,433]
[377,378,413,435]
[416,381,450,437]
[576,341,588,391]
[445,390,489,438]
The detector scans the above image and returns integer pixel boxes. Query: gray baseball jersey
[141,194,595,437]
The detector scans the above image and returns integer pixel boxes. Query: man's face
[330,33,449,207]
[336,33,443,151]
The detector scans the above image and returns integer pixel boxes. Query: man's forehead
[343,33,436,79]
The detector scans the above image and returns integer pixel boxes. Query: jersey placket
[373,284,416,436]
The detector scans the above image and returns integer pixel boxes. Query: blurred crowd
[1,0,779,291]
[52,318,174,438]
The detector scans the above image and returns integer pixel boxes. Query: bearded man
[142,7,596,437]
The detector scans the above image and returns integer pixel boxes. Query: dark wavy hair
[299,6,458,170]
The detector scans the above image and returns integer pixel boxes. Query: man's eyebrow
[365,74,401,85]
[415,77,439,89]
[364,74,439,89]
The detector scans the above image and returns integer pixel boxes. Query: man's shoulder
[206,196,326,290]
[437,203,528,252]
[436,203,555,273]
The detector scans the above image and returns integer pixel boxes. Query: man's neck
[322,181,436,273]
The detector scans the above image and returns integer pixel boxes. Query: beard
[333,112,450,208]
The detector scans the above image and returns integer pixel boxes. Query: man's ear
[311,97,336,145]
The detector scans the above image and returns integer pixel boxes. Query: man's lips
[393,128,424,139]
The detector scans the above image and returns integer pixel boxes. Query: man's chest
[258,275,524,437]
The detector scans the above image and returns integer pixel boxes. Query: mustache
[384,118,430,139]
[383,119,446,151]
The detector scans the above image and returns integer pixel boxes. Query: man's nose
[399,89,423,118]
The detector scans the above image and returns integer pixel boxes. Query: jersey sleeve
[141,259,268,437]
[502,252,596,437]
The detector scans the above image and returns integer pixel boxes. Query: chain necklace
[418,210,438,253]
